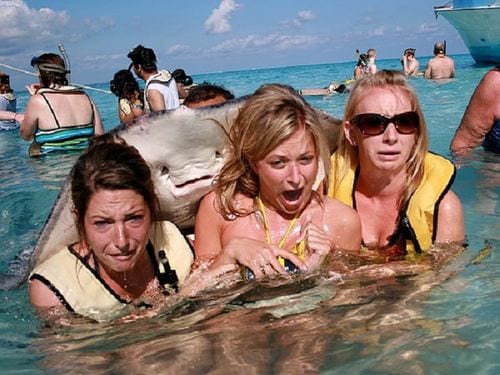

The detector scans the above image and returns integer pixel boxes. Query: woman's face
[83,189,151,273]
[253,127,318,217]
[345,87,417,173]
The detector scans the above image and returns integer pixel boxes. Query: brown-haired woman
[20,53,104,156]
[28,135,195,321]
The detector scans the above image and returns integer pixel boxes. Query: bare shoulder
[322,195,360,226]
[29,277,63,308]
[439,190,463,215]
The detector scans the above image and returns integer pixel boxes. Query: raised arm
[450,69,500,154]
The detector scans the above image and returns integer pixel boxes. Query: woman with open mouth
[194,83,361,278]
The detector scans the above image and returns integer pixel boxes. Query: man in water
[424,42,455,80]
[402,48,420,76]
[128,45,180,112]
[183,82,234,109]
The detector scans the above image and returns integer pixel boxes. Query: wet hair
[31,53,68,87]
[127,45,158,72]
[334,70,429,210]
[367,48,376,57]
[0,73,14,101]
[110,69,142,100]
[357,54,368,67]
[183,82,234,107]
[434,42,445,55]
[404,48,416,57]
[70,134,160,243]
[172,69,193,86]
[216,83,330,218]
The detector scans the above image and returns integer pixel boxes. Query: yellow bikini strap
[256,195,298,248]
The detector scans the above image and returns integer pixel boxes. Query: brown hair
[216,83,330,218]
[334,70,428,210]
[70,134,160,243]
[32,53,68,88]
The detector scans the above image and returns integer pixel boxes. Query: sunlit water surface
[0,54,498,374]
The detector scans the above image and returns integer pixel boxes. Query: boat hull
[436,7,500,64]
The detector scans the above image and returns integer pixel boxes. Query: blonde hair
[216,83,330,218]
[335,70,429,210]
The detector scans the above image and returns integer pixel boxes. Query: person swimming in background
[401,48,420,77]
[194,83,361,278]
[450,66,500,154]
[424,42,455,80]
[354,53,369,80]
[183,81,235,108]
[0,72,20,131]
[171,69,195,104]
[127,45,180,112]
[19,53,104,156]
[366,48,377,75]
[110,69,144,123]
[328,70,464,261]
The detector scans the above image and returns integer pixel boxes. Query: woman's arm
[435,190,465,243]
[20,95,42,140]
[91,99,104,135]
[194,191,224,260]
[450,69,499,154]
[29,278,63,308]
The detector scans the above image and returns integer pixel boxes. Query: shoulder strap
[39,92,61,128]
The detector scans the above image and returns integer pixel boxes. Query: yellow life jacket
[327,152,456,258]
[30,221,193,322]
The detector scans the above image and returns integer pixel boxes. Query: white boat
[435,0,500,63]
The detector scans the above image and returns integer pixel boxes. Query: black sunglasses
[350,111,419,136]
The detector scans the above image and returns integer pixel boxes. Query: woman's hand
[26,83,41,96]
[300,221,332,271]
[214,237,306,278]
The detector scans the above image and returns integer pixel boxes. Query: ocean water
[0,54,498,374]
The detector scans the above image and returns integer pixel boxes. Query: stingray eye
[160,166,169,176]
[215,150,223,160]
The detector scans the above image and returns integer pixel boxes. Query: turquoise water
[0,55,498,374]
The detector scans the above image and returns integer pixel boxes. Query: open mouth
[174,175,214,189]
[282,188,303,202]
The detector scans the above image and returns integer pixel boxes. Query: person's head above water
[216,83,330,217]
[404,48,416,57]
[183,82,235,108]
[127,45,158,73]
[338,69,429,205]
[70,134,160,243]
[31,53,68,87]
[110,69,141,99]
[433,42,445,55]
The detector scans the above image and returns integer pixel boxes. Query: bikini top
[38,87,95,130]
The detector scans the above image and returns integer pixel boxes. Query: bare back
[424,55,455,80]
[21,86,103,141]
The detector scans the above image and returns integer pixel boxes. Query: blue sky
[0,0,466,89]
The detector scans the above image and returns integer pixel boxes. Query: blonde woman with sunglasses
[328,70,464,261]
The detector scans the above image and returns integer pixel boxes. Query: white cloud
[82,17,115,33]
[205,0,240,34]
[281,10,316,28]
[166,44,192,56]
[368,27,385,37]
[418,23,439,34]
[207,33,326,54]
[0,0,69,54]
